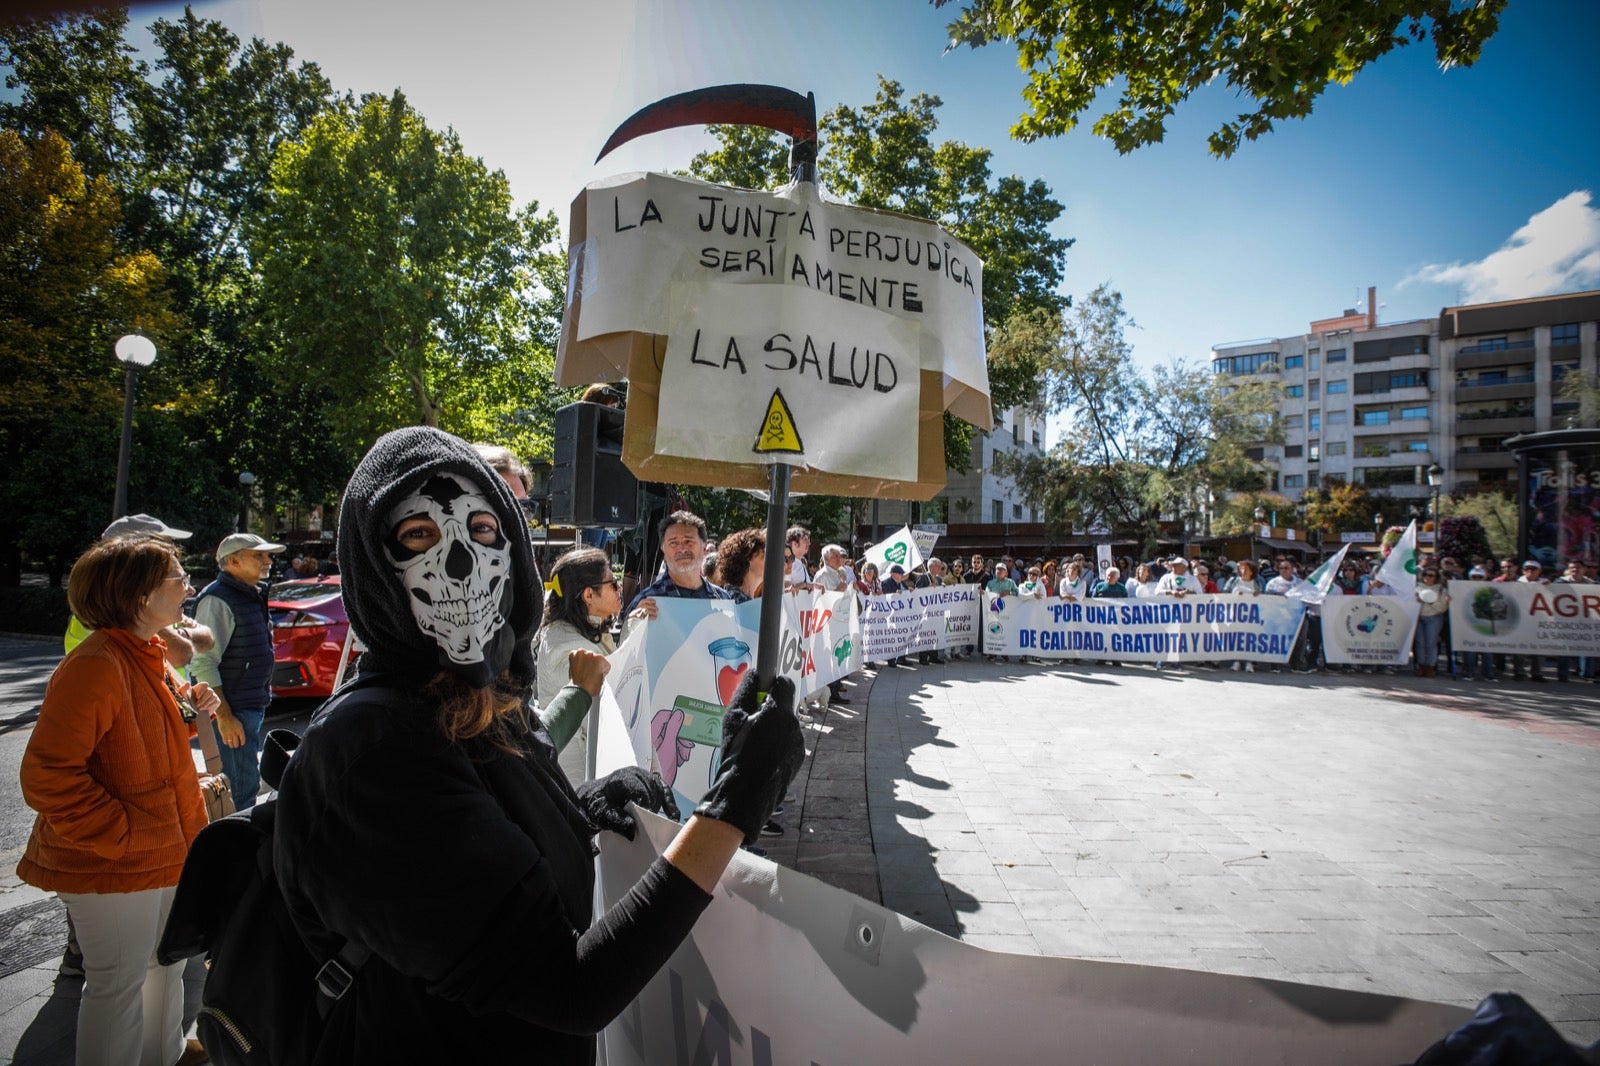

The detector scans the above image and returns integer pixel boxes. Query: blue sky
[125,0,1600,384]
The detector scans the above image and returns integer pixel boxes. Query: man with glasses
[192,533,286,809]
[1264,559,1311,672]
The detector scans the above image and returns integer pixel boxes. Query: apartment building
[869,404,1046,528]
[1213,288,1600,505]
[1437,290,1600,493]
[1211,289,1439,508]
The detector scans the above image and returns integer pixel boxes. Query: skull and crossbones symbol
[385,472,511,666]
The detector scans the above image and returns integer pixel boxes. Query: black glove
[576,766,681,840]
[693,673,804,844]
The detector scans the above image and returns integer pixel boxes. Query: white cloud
[1403,190,1600,303]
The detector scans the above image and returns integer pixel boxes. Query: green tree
[250,90,567,459]
[1555,369,1600,428]
[0,128,177,583]
[935,0,1506,157]
[0,7,147,188]
[1442,489,1517,559]
[1213,492,1296,538]
[1438,514,1493,567]
[3,7,346,537]
[995,285,1281,554]
[675,488,849,549]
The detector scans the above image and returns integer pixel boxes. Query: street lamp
[238,471,256,533]
[112,334,157,522]
[1426,463,1445,548]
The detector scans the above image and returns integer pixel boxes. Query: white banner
[575,173,986,388]
[657,279,921,478]
[1320,595,1421,666]
[606,592,859,811]
[859,586,981,660]
[980,593,1304,664]
[1449,579,1600,655]
[596,810,1470,1065]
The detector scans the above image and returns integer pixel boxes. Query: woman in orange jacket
[18,533,217,1066]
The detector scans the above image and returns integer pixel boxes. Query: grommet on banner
[844,903,884,966]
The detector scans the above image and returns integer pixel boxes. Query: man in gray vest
[192,533,286,809]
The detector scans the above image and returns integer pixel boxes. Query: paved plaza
[3,638,1599,1060]
[780,657,1600,1046]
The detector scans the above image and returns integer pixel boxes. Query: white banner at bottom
[597,812,1469,1065]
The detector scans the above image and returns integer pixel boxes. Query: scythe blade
[595,83,817,163]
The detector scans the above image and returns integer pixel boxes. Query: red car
[269,576,360,699]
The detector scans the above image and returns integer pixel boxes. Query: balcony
[1353,417,1430,435]
[1456,415,1535,436]
[1454,450,1517,470]
[1353,385,1431,404]
[1355,449,1433,467]
[1458,338,1534,355]
[1457,347,1535,370]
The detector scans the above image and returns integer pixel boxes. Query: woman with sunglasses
[19,534,219,1066]
[537,547,625,784]
[1413,566,1451,677]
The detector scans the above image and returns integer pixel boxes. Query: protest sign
[564,173,987,411]
[859,585,980,661]
[862,524,924,577]
[605,592,858,810]
[1320,595,1420,666]
[1449,580,1600,655]
[652,279,922,478]
[595,810,1470,1066]
[980,593,1304,665]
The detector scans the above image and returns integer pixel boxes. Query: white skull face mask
[384,472,513,675]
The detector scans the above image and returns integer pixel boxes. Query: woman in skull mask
[273,428,803,1064]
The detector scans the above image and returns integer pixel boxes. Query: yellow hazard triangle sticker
[752,388,804,455]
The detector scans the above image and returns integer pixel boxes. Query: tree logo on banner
[752,388,804,455]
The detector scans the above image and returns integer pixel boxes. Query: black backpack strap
[264,673,399,1016]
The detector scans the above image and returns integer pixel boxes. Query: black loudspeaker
[551,402,638,527]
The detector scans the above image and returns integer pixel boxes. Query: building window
[1403,440,1429,452]
[1327,348,1347,362]
[1012,421,1021,445]
[1286,385,1305,398]
[1285,444,1304,458]
[1310,353,1321,371]
[1284,355,1304,369]
[1031,507,1039,522]
[1327,441,1347,456]
[1284,414,1304,430]
[991,500,1002,523]
[1309,442,1321,462]
[1400,406,1429,421]
[1552,323,1580,345]
[1283,474,1304,489]
[1327,381,1348,394]
[1360,410,1390,426]
[1031,429,1042,448]
[1309,413,1321,431]
[1012,502,1023,519]
[1327,411,1348,425]
[1211,351,1280,376]
[1309,380,1320,401]
[1363,442,1390,458]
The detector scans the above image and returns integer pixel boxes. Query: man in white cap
[1155,555,1195,597]
[191,533,286,808]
